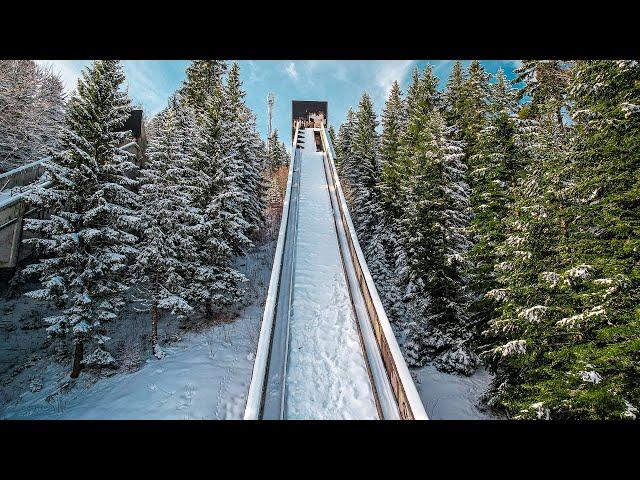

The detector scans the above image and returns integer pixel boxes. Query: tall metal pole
[267,93,275,140]
[266,93,275,165]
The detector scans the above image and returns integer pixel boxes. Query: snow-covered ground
[1,315,258,419]
[413,365,496,420]
[0,241,275,419]
[284,129,378,420]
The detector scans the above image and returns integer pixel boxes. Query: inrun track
[244,120,427,420]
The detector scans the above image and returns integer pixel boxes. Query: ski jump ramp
[245,121,427,420]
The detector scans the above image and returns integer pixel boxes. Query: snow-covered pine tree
[487,60,640,419]
[267,129,289,171]
[442,60,467,133]
[134,98,204,358]
[482,99,571,418]
[0,60,65,172]
[336,107,356,179]
[461,61,491,186]
[220,62,265,241]
[467,69,522,334]
[180,60,227,117]
[34,69,65,156]
[546,59,640,419]
[244,111,268,232]
[373,80,408,322]
[327,125,337,151]
[392,65,439,309]
[347,92,404,324]
[379,80,406,216]
[188,89,248,318]
[395,66,476,374]
[22,60,139,378]
[398,65,439,168]
[480,62,639,420]
[349,92,380,245]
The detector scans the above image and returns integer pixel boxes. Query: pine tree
[220,62,265,241]
[180,60,227,117]
[514,60,571,128]
[349,92,380,244]
[400,114,475,374]
[244,111,268,232]
[190,90,248,317]
[548,59,640,419]
[373,81,408,321]
[379,80,406,215]
[393,65,440,296]
[467,69,522,333]
[0,60,65,172]
[348,92,405,324]
[482,60,640,420]
[134,100,199,358]
[22,60,139,378]
[336,107,356,179]
[394,67,476,374]
[327,125,337,150]
[267,129,289,171]
[442,60,467,131]
[482,101,572,418]
[462,61,491,182]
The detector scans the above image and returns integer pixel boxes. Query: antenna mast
[266,92,275,164]
[267,92,275,141]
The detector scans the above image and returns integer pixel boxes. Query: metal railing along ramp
[244,122,427,420]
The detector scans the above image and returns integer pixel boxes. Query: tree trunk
[205,300,213,321]
[151,302,159,352]
[556,106,564,130]
[70,341,84,378]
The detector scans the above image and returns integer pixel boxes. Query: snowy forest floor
[413,365,495,419]
[387,323,495,419]
[0,239,275,420]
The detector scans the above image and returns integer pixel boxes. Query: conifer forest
[0,59,637,421]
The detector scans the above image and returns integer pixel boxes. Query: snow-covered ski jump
[245,113,427,420]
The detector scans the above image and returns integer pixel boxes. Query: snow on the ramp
[284,128,378,420]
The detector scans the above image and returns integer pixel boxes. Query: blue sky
[36,60,521,150]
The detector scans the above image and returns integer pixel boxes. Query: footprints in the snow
[212,347,239,419]
[177,383,197,418]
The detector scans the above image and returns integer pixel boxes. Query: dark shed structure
[120,109,144,139]
[292,100,328,140]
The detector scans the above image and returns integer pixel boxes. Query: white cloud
[122,61,167,115]
[35,60,88,94]
[374,60,414,98]
[35,60,172,117]
[247,60,265,82]
[285,62,298,80]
